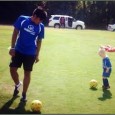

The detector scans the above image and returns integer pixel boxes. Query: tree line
[0,1,115,29]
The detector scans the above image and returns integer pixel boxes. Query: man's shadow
[98,89,112,101]
[0,96,41,114]
[0,96,19,113]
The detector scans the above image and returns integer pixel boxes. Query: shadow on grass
[89,87,98,91]
[98,89,112,101]
[0,96,41,114]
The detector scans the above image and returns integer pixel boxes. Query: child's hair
[32,7,47,21]
[98,48,106,56]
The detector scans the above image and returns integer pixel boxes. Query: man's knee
[10,67,18,73]
[24,71,31,77]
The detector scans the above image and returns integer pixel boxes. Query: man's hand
[9,48,15,57]
[35,56,39,63]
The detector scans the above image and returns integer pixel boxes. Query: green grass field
[0,25,115,114]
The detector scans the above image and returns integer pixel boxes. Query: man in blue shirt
[98,48,112,90]
[9,7,47,102]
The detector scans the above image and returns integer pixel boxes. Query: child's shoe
[102,85,110,90]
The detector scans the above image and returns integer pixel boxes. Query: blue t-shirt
[103,57,112,68]
[14,15,44,55]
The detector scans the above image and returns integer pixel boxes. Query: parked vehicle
[107,24,115,31]
[48,15,85,30]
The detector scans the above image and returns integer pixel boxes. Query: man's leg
[10,67,19,85]
[21,71,31,102]
[10,67,22,96]
[23,71,31,94]
[20,55,35,102]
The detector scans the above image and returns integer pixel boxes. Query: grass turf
[0,25,115,114]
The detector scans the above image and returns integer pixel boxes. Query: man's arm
[101,45,115,52]
[9,28,19,56]
[35,39,42,63]
[11,28,19,48]
[107,47,115,52]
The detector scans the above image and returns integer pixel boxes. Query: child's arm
[105,58,112,73]
[106,67,110,73]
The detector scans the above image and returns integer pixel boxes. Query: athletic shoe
[13,81,22,97]
[20,93,27,102]
[102,85,110,90]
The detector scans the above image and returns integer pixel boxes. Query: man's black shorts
[9,50,36,71]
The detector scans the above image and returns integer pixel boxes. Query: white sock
[16,81,22,88]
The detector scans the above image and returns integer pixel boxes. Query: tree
[0,1,115,29]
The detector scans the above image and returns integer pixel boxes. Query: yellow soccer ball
[89,79,98,89]
[31,100,42,112]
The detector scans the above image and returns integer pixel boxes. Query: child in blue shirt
[98,48,112,90]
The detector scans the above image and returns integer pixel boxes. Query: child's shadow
[0,96,41,114]
[98,89,112,101]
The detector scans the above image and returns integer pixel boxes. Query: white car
[48,15,85,30]
[107,24,115,31]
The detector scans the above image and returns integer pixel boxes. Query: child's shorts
[103,68,112,77]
